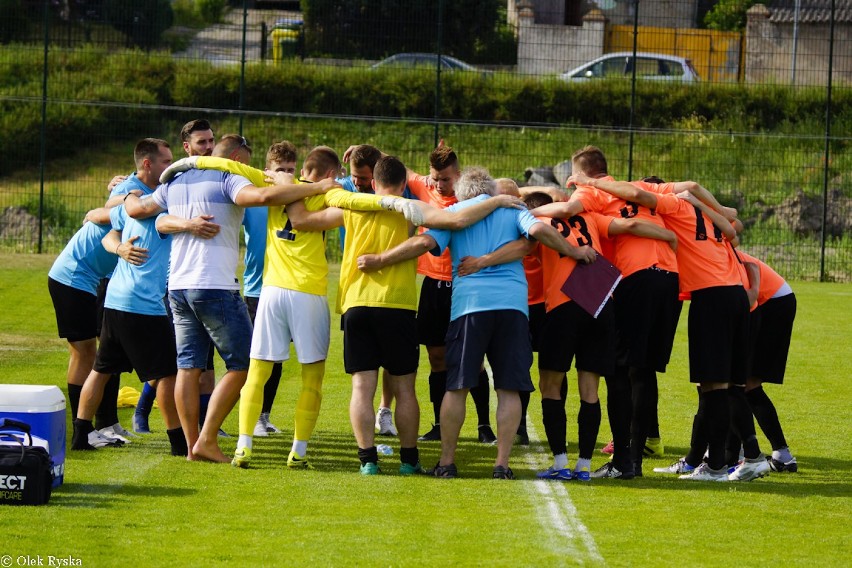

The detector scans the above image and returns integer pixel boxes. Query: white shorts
[250,286,330,363]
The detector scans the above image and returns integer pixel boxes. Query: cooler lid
[0,384,66,412]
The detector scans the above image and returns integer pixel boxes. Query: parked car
[372,53,483,73]
[560,52,700,82]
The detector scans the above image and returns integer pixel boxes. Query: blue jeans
[169,289,252,371]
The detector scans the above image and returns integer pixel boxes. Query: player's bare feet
[192,439,229,463]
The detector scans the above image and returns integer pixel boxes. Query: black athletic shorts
[48,277,99,342]
[95,277,110,337]
[748,293,796,384]
[416,276,452,346]
[538,300,616,377]
[613,267,681,372]
[93,308,178,381]
[687,285,750,385]
[343,307,419,375]
[445,309,534,392]
[528,301,546,353]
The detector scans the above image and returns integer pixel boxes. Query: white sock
[575,458,592,471]
[237,434,253,450]
[553,453,569,470]
[292,439,308,457]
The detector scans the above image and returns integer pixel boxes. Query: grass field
[1,252,850,567]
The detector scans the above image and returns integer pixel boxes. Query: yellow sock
[294,361,324,442]
[239,359,273,437]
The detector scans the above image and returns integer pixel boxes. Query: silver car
[560,52,700,82]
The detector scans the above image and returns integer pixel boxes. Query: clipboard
[560,255,622,318]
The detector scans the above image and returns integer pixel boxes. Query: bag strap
[0,433,27,466]
[0,418,33,447]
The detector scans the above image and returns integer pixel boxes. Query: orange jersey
[408,173,456,281]
[654,193,742,293]
[738,251,787,305]
[538,212,613,312]
[571,178,678,276]
[524,251,544,305]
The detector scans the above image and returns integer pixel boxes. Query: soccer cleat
[217,428,231,438]
[536,466,574,481]
[515,429,530,446]
[87,429,124,449]
[287,451,314,470]
[375,407,398,436]
[591,462,635,480]
[231,447,252,468]
[643,437,665,457]
[679,463,729,481]
[600,440,614,455]
[767,455,798,473]
[254,412,279,437]
[253,419,269,437]
[399,462,426,476]
[360,462,380,475]
[418,423,441,442]
[428,462,458,478]
[493,465,515,480]
[573,467,591,482]
[653,457,695,475]
[262,415,281,434]
[477,424,497,445]
[99,424,132,444]
[728,455,771,481]
[132,413,151,434]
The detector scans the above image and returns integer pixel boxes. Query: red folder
[560,255,622,318]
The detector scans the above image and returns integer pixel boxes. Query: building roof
[767,0,852,24]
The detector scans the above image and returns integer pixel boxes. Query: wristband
[124,193,133,202]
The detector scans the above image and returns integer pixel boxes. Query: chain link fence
[0,0,849,280]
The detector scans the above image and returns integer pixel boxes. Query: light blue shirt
[104,206,171,316]
[426,194,539,321]
[242,206,267,298]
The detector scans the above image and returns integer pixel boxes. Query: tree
[104,0,174,50]
[704,0,766,31]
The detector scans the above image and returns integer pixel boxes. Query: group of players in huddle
[49,119,797,482]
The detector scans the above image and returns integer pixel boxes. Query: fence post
[37,0,50,254]
[261,21,267,61]
[434,0,445,148]
[819,0,836,281]
[627,0,640,180]
[239,0,248,134]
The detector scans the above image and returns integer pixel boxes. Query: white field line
[522,421,605,565]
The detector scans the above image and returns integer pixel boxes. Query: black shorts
[244,295,260,324]
[95,277,110,337]
[48,277,98,342]
[749,293,796,384]
[538,300,616,377]
[687,285,750,385]
[416,276,452,346]
[528,302,546,353]
[343,307,419,375]
[445,310,534,392]
[93,308,178,382]
[613,268,682,372]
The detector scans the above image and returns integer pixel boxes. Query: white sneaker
[375,407,397,436]
[88,429,124,448]
[679,463,729,481]
[653,457,695,474]
[99,424,133,444]
[728,455,771,481]
[261,412,281,434]
[254,415,270,437]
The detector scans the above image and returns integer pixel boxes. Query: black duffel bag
[0,417,54,505]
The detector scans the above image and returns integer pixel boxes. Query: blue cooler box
[0,384,66,487]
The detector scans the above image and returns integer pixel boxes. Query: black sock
[167,427,188,456]
[95,374,120,430]
[728,386,761,459]
[704,389,730,471]
[400,446,419,467]
[605,368,632,470]
[725,426,742,466]
[261,363,283,414]
[67,383,83,420]
[685,389,708,467]
[559,373,568,406]
[629,367,655,467]
[541,398,567,457]
[470,369,491,426]
[71,418,94,449]
[577,400,601,461]
[358,446,378,466]
[746,386,788,450]
[518,390,530,433]
[647,372,661,439]
[429,371,447,423]
[199,394,211,428]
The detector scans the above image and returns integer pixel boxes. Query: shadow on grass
[53,482,197,507]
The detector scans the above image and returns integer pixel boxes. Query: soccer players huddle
[51,119,798,482]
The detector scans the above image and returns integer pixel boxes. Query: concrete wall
[602,0,698,28]
[517,8,607,75]
[746,4,852,85]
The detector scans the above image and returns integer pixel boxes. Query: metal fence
[0,0,849,281]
